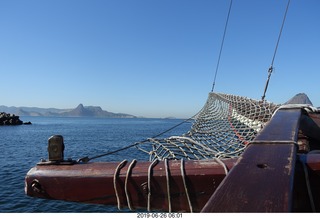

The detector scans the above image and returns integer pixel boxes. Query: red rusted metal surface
[25,159,237,212]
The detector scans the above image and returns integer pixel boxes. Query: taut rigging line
[261,0,291,101]
[211,0,233,92]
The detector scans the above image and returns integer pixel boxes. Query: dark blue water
[0,116,191,212]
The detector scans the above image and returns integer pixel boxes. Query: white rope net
[137,92,279,161]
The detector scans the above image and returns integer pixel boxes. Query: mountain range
[0,93,316,118]
[0,104,136,118]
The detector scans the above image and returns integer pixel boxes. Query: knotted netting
[136,92,279,161]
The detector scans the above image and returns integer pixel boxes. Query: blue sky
[0,0,319,118]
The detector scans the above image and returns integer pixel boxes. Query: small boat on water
[25,92,320,212]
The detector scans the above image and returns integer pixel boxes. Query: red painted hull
[25,159,237,212]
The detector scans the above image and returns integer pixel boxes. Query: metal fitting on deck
[37,135,76,165]
[48,135,65,162]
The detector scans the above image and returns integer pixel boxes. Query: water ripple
[0,117,190,212]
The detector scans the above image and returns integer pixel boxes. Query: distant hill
[285,93,313,105]
[60,104,136,118]
[0,104,136,118]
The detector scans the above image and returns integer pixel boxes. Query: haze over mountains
[0,104,136,118]
[0,93,316,118]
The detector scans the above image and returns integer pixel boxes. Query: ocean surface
[0,116,191,213]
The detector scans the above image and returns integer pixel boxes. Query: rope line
[302,159,316,212]
[270,0,291,68]
[180,159,193,212]
[80,92,278,176]
[125,159,137,210]
[164,159,172,212]
[211,0,233,92]
[262,0,291,101]
[138,93,278,161]
[77,109,201,163]
[77,1,289,163]
[214,158,229,175]
[147,159,159,211]
[113,159,128,210]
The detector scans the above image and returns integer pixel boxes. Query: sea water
[0,116,191,212]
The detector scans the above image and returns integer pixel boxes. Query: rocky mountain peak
[285,93,313,105]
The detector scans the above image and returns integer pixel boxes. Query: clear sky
[0,0,319,118]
